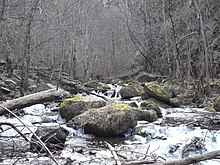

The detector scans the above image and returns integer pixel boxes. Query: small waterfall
[104,84,122,100]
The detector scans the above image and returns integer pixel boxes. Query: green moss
[145,83,166,97]
[113,103,129,111]
[214,97,220,111]
[99,82,111,90]
[205,105,215,112]
[140,100,159,110]
[0,95,6,101]
[60,95,82,109]
[209,82,220,86]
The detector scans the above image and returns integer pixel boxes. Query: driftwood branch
[0,122,29,141]
[0,105,60,165]
[123,150,220,165]
[0,88,67,115]
[105,141,121,165]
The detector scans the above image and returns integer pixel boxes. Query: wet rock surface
[0,80,220,165]
[72,103,137,137]
[31,126,67,152]
[59,94,106,121]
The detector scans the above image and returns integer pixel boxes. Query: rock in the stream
[133,108,158,122]
[72,103,137,137]
[213,97,220,111]
[61,79,83,94]
[83,80,111,92]
[119,81,146,99]
[59,94,106,121]
[31,125,67,152]
[140,100,162,118]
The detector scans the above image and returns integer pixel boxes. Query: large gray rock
[140,100,162,118]
[83,80,111,93]
[119,82,148,99]
[31,125,67,152]
[59,94,106,121]
[72,103,137,137]
[61,80,83,94]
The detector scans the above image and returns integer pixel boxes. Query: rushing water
[0,85,220,165]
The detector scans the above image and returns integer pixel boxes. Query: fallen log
[0,88,67,115]
[141,84,179,107]
[123,149,220,165]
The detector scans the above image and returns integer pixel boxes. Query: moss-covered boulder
[83,80,111,92]
[140,100,162,118]
[133,108,158,122]
[143,82,180,107]
[59,94,106,121]
[61,80,83,94]
[72,103,137,137]
[119,82,148,99]
[213,97,220,112]
[145,82,171,98]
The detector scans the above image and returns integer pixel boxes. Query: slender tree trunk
[0,0,5,22]
[111,29,117,74]
[168,2,181,80]
[162,0,172,76]
[71,40,77,79]
[193,0,211,95]
[20,0,40,96]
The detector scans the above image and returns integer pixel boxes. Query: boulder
[72,103,137,137]
[83,80,111,92]
[213,97,220,112]
[145,82,172,99]
[142,82,180,107]
[133,108,158,122]
[140,100,162,118]
[119,82,147,99]
[31,126,67,152]
[59,94,106,121]
[135,71,164,82]
[61,80,83,94]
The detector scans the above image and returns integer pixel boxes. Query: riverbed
[0,94,220,164]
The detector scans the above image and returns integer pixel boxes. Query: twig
[0,105,60,165]
[0,122,29,141]
[104,141,121,165]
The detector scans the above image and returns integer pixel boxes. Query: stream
[0,85,220,165]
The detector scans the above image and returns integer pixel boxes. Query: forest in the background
[0,0,219,95]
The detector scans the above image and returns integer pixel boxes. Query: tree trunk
[0,0,5,22]
[0,89,66,115]
[193,0,211,95]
